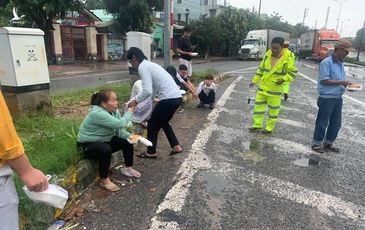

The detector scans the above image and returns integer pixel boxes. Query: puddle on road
[235,150,266,165]
[293,158,321,167]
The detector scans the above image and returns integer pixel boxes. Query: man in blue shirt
[312,39,355,153]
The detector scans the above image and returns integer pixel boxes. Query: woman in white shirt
[127,47,183,158]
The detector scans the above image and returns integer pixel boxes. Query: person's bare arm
[8,154,48,192]
[177,48,192,56]
[321,80,352,86]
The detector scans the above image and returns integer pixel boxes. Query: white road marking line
[149,75,244,230]
[298,72,365,107]
[223,66,258,74]
[51,71,126,80]
[277,118,308,128]
[215,165,365,225]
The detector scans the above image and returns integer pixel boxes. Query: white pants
[0,164,19,230]
[178,58,192,77]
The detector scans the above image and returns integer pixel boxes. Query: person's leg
[312,97,335,146]
[107,136,134,167]
[265,96,282,132]
[0,165,19,230]
[252,92,266,129]
[324,98,343,145]
[146,101,164,154]
[207,91,216,108]
[198,91,209,105]
[158,98,182,152]
[108,136,141,177]
[81,142,112,179]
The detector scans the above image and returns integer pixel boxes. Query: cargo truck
[238,29,290,60]
[299,29,340,61]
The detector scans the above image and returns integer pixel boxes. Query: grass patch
[191,68,219,84]
[52,83,131,107]
[344,57,365,66]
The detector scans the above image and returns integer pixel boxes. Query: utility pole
[258,0,262,19]
[334,0,350,32]
[302,8,309,26]
[163,0,171,68]
[324,7,330,29]
[314,20,318,29]
[356,19,365,61]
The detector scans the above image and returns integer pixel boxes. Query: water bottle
[47,220,65,230]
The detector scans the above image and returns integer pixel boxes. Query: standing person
[127,47,183,158]
[282,41,296,100]
[177,26,197,78]
[311,39,354,153]
[196,75,217,109]
[77,90,141,192]
[249,37,298,134]
[0,91,49,229]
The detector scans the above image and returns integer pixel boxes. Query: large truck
[238,29,290,60]
[299,29,340,61]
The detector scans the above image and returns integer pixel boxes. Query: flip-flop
[121,168,141,178]
[311,145,324,153]
[136,152,157,159]
[324,144,340,153]
[100,182,120,192]
[169,150,183,156]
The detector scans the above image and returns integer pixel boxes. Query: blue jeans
[312,97,343,146]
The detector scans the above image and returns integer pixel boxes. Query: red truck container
[299,29,340,61]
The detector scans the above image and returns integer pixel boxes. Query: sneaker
[209,103,214,109]
[197,103,204,108]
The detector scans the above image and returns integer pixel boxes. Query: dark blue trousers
[313,97,343,145]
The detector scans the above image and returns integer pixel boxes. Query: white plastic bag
[23,184,69,209]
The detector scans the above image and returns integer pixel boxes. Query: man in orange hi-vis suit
[0,91,48,229]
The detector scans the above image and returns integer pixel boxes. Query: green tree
[104,0,162,34]
[217,6,248,56]
[0,0,12,27]
[264,12,293,34]
[353,28,365,51]
[84,0,105,10]
[12,0,82,62]
[190,15,220,57]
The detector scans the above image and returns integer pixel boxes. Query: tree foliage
[84,0,105,10]
[104,0,162,34]
[353,28,365,51]
[12,0,82,32]
[190,15,220,57]
[191,6,311,56]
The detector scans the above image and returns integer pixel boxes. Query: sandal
[311,145,324,153]
[324,144,340,153]
[100,182,120,192]
[121,168,141,178]
[169,150,183,156]
[136,151,157,159]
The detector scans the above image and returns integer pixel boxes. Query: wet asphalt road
[74,60,365,230]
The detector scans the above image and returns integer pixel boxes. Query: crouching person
[77,90,141,192]
[197,75,217,109]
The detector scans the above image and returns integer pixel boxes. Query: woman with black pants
[127,47,183,158]
[77,89,141,192]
